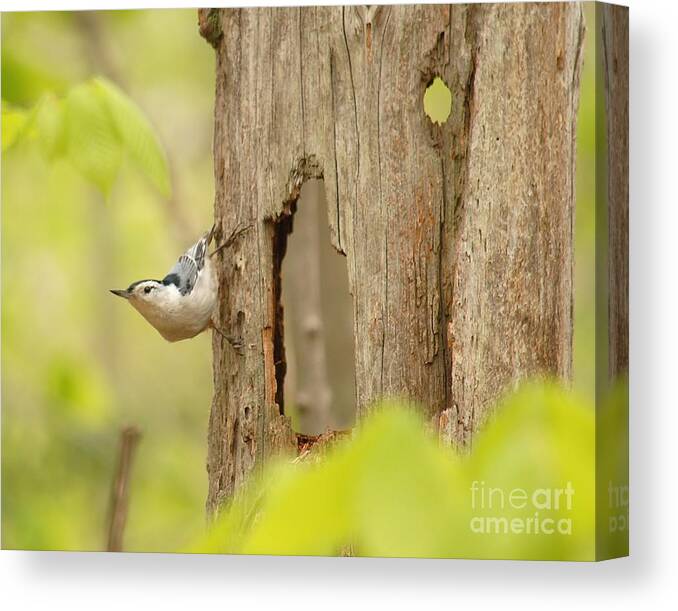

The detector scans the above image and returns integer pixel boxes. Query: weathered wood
[439,2,583,444]
[204,3,583,513]
[602,4,629,379]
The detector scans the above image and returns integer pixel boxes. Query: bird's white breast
[133,259,217,342]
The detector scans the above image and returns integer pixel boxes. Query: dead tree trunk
[201,3,584,514]
[602,5,629,380]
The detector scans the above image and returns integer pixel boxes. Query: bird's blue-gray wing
[162,229,212,296]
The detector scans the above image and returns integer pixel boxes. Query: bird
[110,224,248,351]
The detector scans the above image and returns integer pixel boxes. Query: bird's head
[110,279,167,314]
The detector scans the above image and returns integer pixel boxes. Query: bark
[602,5,629,379]
[202,3,583,513]
[596,6,628,560]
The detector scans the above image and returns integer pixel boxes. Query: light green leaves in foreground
[196,382,614,561]
[2,78,170,197]
[1,104,35,151]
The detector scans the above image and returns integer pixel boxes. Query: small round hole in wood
[423,76,452,125]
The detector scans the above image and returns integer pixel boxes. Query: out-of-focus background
[2,10,217,551]
[1,5,596,552]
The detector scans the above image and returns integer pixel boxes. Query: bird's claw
[225,334,245,356]
[212,325,245,356]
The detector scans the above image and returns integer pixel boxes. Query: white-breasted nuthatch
[111,224,248,351]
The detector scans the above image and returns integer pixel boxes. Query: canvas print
[1,2,628,560]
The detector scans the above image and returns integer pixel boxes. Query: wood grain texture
[602,4,629,379]
[204,3,583,513]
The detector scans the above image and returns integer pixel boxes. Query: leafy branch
[2,77,171,198]
[193,381,629,561]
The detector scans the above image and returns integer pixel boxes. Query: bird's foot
[212,326,245,356]
[211,222,253,257]
[226,334,245,355]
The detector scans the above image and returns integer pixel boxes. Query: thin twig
[106,425,142,552]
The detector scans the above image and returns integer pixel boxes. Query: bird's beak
[110,289,130,299]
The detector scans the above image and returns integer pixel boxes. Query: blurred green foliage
[197,383,603,560]
[2,77,171,195]
[596,377,630,559]
[2,10,215,552]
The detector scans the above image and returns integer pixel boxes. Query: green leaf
[4,76,171,197]
[1,50,68,107]
[467,382,595,560]
[35,94,67,160]
[197,382,598,560]
[64,82,122,195]
[2,103,33,151]
[94,77,171,197]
